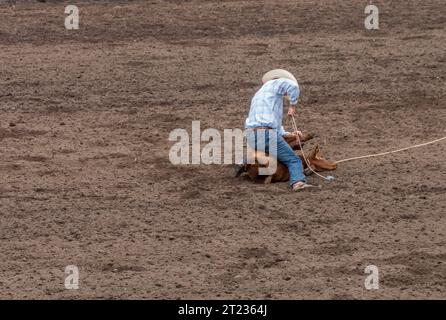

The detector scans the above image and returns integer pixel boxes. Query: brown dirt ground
[0,0,445,299]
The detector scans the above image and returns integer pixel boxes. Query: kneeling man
[243,69,314,191]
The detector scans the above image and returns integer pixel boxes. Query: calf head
[299,145,337,171]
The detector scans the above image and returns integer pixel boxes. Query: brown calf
[243,135,337,184]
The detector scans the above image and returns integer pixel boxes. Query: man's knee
[279,152,300,166]
[289,155,302,166]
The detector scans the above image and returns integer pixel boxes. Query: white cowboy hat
[262,69,298,85]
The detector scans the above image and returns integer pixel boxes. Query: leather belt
[248,126,273,131]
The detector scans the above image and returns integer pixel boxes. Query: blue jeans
[246,129,306,186]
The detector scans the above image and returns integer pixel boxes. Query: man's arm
[279,125,289,136]
[276,79,301,135]
[277,78,299,117]
[279,78,300,105]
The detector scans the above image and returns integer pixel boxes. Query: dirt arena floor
[0,0,445,299]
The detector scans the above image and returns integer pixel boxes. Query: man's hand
[283,130,303,141]
[287,106,296,117]
[293,130,303,138]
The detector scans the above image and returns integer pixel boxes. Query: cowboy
[236,69,315,191]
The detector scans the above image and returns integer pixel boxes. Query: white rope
[336,135,446,164]
[290,115,332,181]
[290,115,445,180]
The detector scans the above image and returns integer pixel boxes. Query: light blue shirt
[244,78,300,136]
